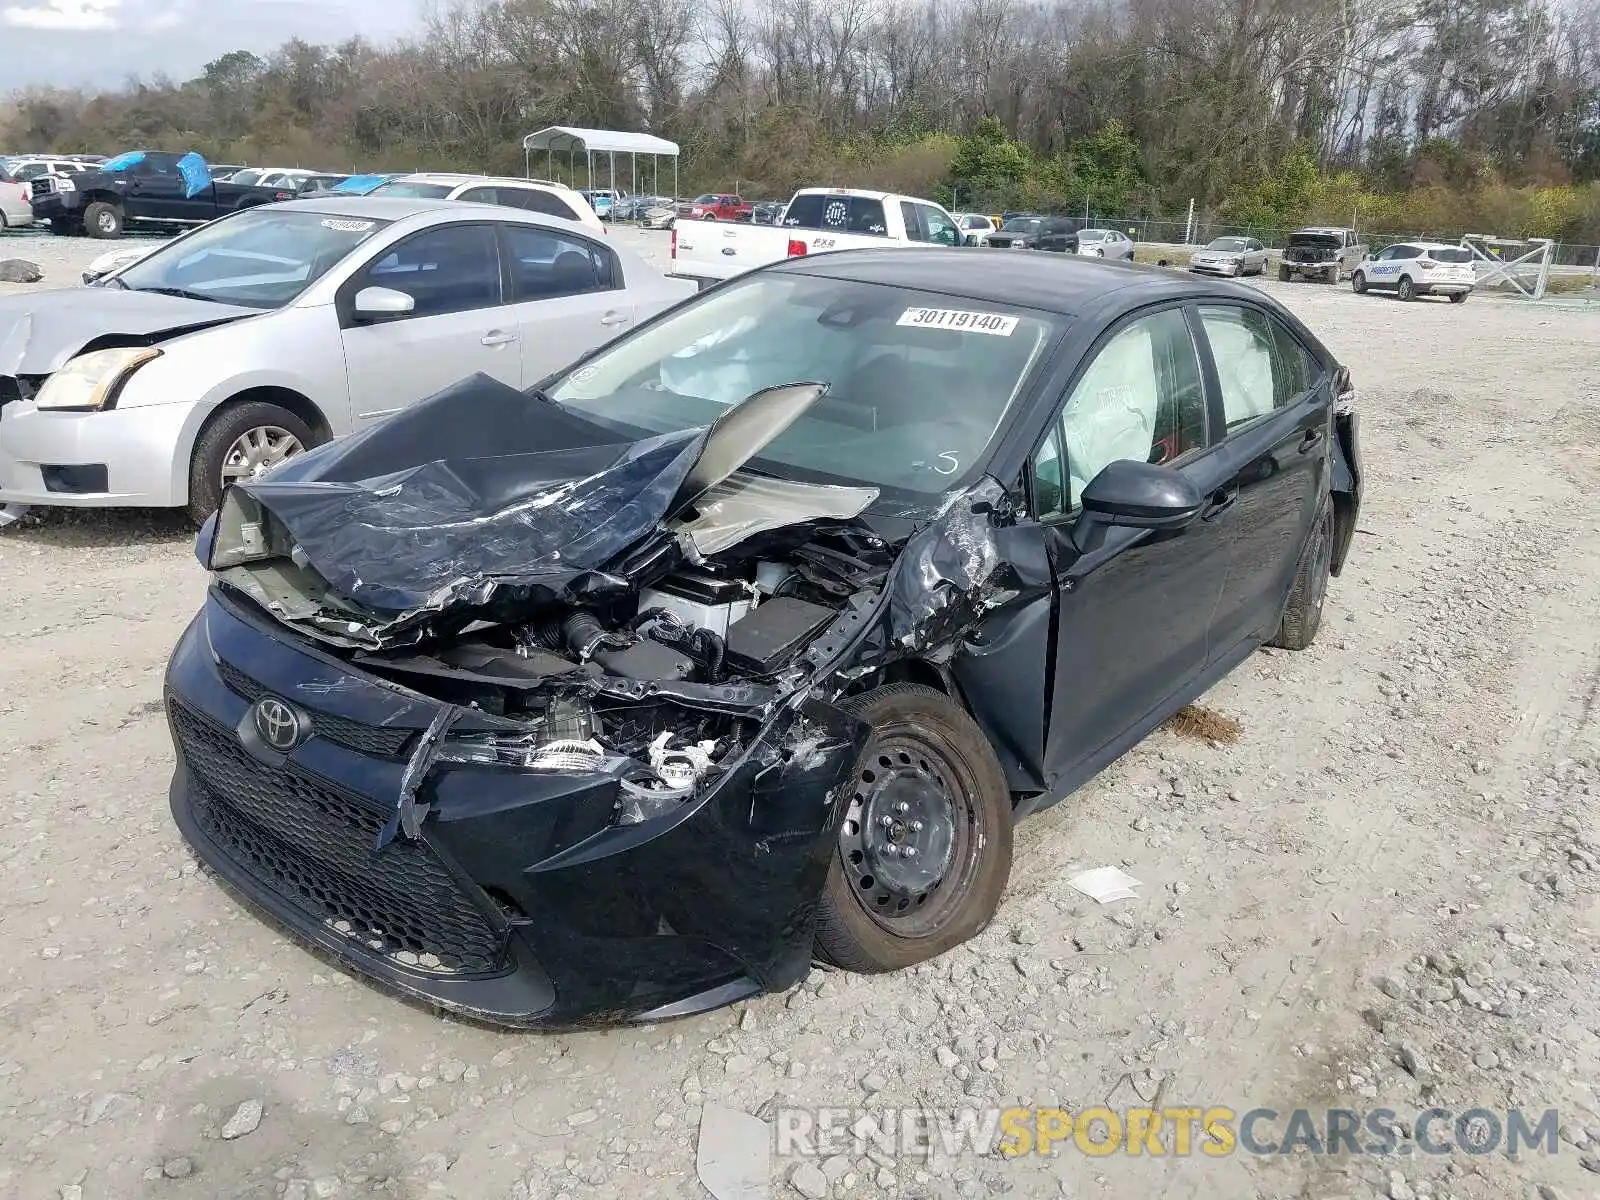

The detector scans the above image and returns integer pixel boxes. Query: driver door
[1030,305,1238,785]
[337,223,524,425]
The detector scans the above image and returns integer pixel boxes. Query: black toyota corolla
[166,249,1362,1028]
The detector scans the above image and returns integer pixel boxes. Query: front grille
[29,178,52,197]
[217,659,415,759]
[171,697,507,977]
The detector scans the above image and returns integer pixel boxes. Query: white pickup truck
[670,187,965,286]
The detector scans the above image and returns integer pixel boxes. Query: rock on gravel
[160,1157,194,1179]
[219,1099,263,1140]
[0,259,42,283]
[789,1161,828,1200]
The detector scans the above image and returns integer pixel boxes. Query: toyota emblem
[252,697,304,751]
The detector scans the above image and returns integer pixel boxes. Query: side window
[1198,305,1315,428]
[457,186,498,205]
[360,224,501,318]
[899,201,927,242]
[1031,423,1067,518]
[921,206,960,247]
[1030,309,1207,516]
[502,188,587,222]
[502,225,618,300]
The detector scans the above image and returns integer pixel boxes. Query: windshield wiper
[132,286,218,303]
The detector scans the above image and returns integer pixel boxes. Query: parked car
[750,201,786,225]
[1279,227,1366,283]
[1,157,96,183]
[0,163,34,230]
[1072,228,1136,260]
[161,249,1362,1028]
[641,201,677,230]
[580,188,623,219]
[954,213,996,245]
[294,174,352,196]
[986,215,1069,250]
[1189,236,1269,277]
[0,197,692,524]
[29,150,298,238]
[371,174,606,238]
[679,193,752,222]
[672,187,964,286]
[1350,241,1475,303]
[207,163,247,180]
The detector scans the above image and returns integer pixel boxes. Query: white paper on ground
[1067,866,1144,904]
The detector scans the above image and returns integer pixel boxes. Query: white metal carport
[520,126,681,201]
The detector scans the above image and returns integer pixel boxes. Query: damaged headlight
[616,733,721,826]
[435,735,619,772]
[35,347,161,411]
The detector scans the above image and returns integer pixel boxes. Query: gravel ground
[2,228,1599,1200]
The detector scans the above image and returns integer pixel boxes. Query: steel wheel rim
[220,425,304,486]
[837,721,983,938]
[96,210,116,233]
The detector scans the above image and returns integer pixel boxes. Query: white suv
[370,174,607,237]
[1351,241,1475,303]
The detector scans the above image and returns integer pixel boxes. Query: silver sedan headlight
[34,347,162,412]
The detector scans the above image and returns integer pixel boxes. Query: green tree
[948,117,1032,209]
[1070,120,1143,216]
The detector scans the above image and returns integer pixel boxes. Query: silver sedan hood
[0,288,258,375]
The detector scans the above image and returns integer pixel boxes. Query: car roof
[392,172,576,191]
[772,247,1262,318]
[1387,240,1460,250]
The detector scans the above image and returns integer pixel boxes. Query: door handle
[1201,486,1238,520]
[481,331,518,346]
[1298,428,1325,453]
[599,311,631,327]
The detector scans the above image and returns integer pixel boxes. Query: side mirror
[1072,460,1203,553]
[352,286,415,320]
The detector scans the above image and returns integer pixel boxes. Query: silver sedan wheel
[219,425,304,486]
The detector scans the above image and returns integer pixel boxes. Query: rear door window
[502,225,618,299]
[783,194,889,236]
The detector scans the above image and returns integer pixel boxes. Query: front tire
[1351,271,1367,294]
[83,201,123,239]
[1398,275,1416,301]
[701,213,717,221]
[1449,290,1468,304]
[815,684,1013,973]
[187,401,318,526]
[1270,504,1333,651]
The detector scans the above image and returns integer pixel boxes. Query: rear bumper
[1,199,34,227]
[164,589,869,1028]
[1416,281,1473,295]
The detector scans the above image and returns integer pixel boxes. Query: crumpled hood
[209,374,877,649]
[0,288,258,375]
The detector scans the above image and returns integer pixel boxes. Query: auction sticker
[897,308,1018,336]
[322,218,375,233]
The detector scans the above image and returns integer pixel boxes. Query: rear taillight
[1416,257,1435,268]
[786,239,808,257]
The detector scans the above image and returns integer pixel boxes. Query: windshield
[372,181,452,198]
[113,208,390,310]
[546,273,1060,497]
[1207,238,1248,252]
[1003,218,1040,233]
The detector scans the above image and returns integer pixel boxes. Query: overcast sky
[1,0,422,88]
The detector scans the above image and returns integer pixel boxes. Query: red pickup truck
[678,193,753,222]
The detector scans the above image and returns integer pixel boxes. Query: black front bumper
[166,589,869,1028]
[29,191,81,222]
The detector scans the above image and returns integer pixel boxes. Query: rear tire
[186,401,319,526]
[83,201,123,239]
[815,684,1013,973]
[1449,291,1468,304]
[1351,271,1367,294]
[1398,275,1416,301]
[1270,504,1333,651]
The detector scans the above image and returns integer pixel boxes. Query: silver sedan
[1189,236,1268,277]
[0,197,693,523]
